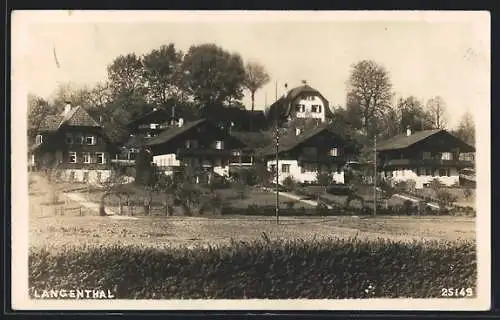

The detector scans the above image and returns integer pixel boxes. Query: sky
[13,11,490,129]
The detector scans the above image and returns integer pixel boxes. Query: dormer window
[86,136,96,145]
[215,141,224,150]
[329,148,338,157]
[35,135,43,145]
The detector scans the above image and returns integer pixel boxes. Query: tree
[346,60,393,135]
[182,43,246,109]
[395,96,434,133]
[99,166,126,216]
[243,61,270,111]
[142,44,185,106]
[107,53,149,119]
[454,111,475,145]
[27,94,56,138]
[426,96,448,129]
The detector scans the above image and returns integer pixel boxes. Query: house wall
[59,169,112,184]
[384,168,459,189]
[267,159,344,184]
[153,154,181,167]
[291,95,326,123]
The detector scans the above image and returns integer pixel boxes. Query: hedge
[29,237,476,299]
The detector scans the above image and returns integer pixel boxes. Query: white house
[376,128,475,189]
[267,81,331,125]
[259,125,346,185]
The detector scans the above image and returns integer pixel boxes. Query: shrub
[282,176,297,191]
[29,238,476,299]
[463,188,473,199]
[315,170,333,186]
[436,189,458,208]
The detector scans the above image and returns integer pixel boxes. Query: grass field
[28,173,475,251]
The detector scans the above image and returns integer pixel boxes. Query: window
[311,105,319,113]
[422,152,431,160]
[185,140,198,149]
[281,164,290,173]
[96,172,102,182]
[442,152,452,160]
[69,171,75,181]
[96,152,105,164]
[301,167,306,173]
[83,171,89,182]
[446,168,451,177]
[86,136,96,145]
[439,169,447,177]
[318,105,322,113]
[329,148,338,157]
[270,164,277,173]
[150,123,158,129]
[416,168,423,176]
[68,152,77,163]
[76,134,84,144]
[35,135,43,145]
[83,153,91,164]
[215,141,224,150]
[425,168,432,176]
[65,133,74,145]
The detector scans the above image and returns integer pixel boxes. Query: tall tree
[346,60,393,136]
[107,53,149,119]
[395,96,434,133]
[243,61,270,111]
[454,111,475,145]
[426,96,448,129]
[27,94,55,138]
[182,43,246,110]
[142,44,185,106]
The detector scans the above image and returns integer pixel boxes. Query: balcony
[298,154,345,165]
[177,148,233,158]
[381,158,474,169]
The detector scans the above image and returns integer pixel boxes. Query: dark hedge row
[29,237,476,299]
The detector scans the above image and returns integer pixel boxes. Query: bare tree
[243,61,271,111]
[346,60,393,135]
[426,96,448,129]
[454,111,475,145]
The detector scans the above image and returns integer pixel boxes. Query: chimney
[406,126,412,136]
[295,127,301,136]
[64,101,72,115]
[282,83,288,98]
[301,80,307,85]
[178,118,184,127]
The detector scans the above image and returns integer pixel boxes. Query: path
[64,192,139,220]
[278,192,333,209]
[393,193,440,209]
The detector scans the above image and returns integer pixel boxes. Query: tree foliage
[182,43,246,108]
[243,61,270,111]
[346,60,393,135]
[454,111,475,145]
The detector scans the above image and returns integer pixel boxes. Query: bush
[463,188,473,199]
[316,170,333,186]
[282,176,297,191]
[29,238,476,299]
[436,189,458,208]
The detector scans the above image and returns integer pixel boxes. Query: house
[28,102,117,183]
[376,128,475,188]
[258,125,347,184]
[228,131,274,168]
[145,118,248,182]
[200,104,268,132]
[267,81,332,126]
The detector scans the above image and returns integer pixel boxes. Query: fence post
[79,207,82,216]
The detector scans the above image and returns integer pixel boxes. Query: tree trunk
[251,92,255,112]
[99,191,109,216]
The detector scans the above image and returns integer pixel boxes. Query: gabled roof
[259,125,342,157]
[126,107,172,128]
[145,119,207,146]
[38,106,101,132]
[230,131,273,150]
[267,84,331,120]
[376,129,475,152]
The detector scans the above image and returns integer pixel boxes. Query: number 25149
[441,288,473,297]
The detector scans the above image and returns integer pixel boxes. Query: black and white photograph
[11,11,490,310]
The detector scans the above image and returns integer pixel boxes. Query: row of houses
[28,83,476,189]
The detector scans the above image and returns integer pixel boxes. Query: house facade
[267,82,331,126]
[145,119,248,182]
[376,128,475,189]
[260,126,346,184]
[29,103,117,183]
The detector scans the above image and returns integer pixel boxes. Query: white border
[11,10,491,311]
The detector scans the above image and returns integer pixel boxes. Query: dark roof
[376,129,475,152]
[38,106,101,132]
[126,107,172,128]
[230,131,273,150]
[123,135,150,148]
[259,125,340,157]
[145,119,206,146]
[267,84,331,120]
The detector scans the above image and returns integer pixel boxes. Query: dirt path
[64,192,139,220]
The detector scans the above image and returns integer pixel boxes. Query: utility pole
[275,82,280,225]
